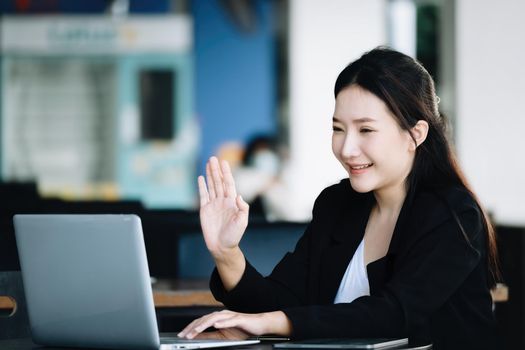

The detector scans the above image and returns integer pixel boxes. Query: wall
[193,0,276,171]
[287,0,387,219]
[456,0,525,225]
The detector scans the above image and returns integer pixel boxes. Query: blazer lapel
[386,189,414,256]
[365,196,413,295]
[318,193,374,304]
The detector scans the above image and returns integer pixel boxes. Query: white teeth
[351,163,372,170]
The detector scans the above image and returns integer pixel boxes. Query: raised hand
[198,157,249,259]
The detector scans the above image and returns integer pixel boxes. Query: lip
[347,163,373,175]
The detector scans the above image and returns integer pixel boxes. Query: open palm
[198,157,249,255]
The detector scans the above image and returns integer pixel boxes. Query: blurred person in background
[230,134,291,221]
[180,47,500,349]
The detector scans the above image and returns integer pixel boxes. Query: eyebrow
[332,117,377,124]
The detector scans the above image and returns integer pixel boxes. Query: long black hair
[334,46,499,283]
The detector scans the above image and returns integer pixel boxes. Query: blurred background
[0,0,524,224]
[0,0,524,346]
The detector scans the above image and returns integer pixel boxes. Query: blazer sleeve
[209,234,309,312]
[209,186,333,312]
[282,207,485,339]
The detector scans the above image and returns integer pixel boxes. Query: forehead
[333,85,394,123]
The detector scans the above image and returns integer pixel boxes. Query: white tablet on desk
[273,338,410,349]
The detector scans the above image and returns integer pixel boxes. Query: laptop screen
[14,214,160,349]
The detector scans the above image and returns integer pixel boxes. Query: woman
[179,47,500,349]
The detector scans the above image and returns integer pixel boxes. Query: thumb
[236,195,249,213]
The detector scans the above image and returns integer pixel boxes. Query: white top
[333,239,370,303]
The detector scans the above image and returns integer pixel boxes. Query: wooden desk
[0,279,222,311]
[0,296,16,314]
[0,281,510,311]
[153,279,222,307]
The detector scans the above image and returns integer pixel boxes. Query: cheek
[363,137,399,166]
[331,136,341,157]
[360,138,380,158]
[331,136,348,164]
[377,137,412,167]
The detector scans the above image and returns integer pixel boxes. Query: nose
[340,135,361,159]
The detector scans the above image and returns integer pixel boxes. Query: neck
[373,182,408,217]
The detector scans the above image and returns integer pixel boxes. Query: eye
[360,128,374,133]
[332,125,344,132]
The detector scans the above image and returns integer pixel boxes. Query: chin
[348,178,375,193]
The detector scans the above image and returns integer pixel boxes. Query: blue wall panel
[193,0,276,172]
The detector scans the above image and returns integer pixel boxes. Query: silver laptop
[13,214,259,350]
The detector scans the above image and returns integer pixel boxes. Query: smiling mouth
[350,163,373,170]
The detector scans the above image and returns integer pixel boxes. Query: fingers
[202,157,238,199]
[210,157,225,197]
[213,314,263,337]
[213,315,245,329]
[221,160,237,198]
[200,156,239,202]
[236,195,249,214]
[178,317,203,338]
[178,310,235,339]
[205,162,216,199]
[198,176,209,206]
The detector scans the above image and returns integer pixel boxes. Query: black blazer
[210,180,500,349]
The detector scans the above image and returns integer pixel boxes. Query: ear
[409,120,429,151]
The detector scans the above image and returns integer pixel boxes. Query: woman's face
[332,85,415,195]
